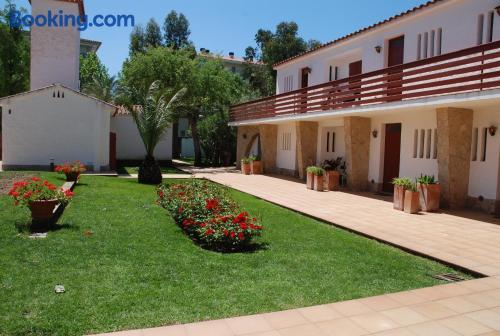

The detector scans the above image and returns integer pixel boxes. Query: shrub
[8,177,74,207]
[249,155,261,161]
[157,179,262,251]
[55,161,87,174]
[241,157,251,164]
[417,174,437,185]
[391,177,413,189]
[321,158,343,171]
[306,166,324,176]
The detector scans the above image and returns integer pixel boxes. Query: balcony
[230,40,500,123]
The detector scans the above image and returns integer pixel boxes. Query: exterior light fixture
[489,125,497,136]
[495,5,500,15]
[372,129,378,138]
[374,45,382,53]
[304,67,312,74]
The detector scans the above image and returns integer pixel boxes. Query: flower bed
[157,179,262,251]
[56,161,86,181]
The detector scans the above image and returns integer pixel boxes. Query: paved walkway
[94,172,500,336]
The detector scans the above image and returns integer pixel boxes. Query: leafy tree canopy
[129,25,146,55]
[145,18,163,49]
[163,10,191,50]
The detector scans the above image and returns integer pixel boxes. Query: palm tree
[82,75,117,103]
[130,80,186,184]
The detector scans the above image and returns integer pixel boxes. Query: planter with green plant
[249,155,262,175]
[322,158,343,191]
[404,181,421,214]
[306,166,325,191]
[55,161,87,182]
[241,157,251,175]
[417,174,440,212]
[392,177,412,210]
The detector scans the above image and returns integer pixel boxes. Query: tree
[244,46,256,62]
[0,0,29,97]
[129,25,146,55]
[128,81,186,184]
[163,10,191,49]
[145,18,163,48]
[307,39,322,51]
[198,110,236,166]
[80,52,109,92]
[82,75,117,102]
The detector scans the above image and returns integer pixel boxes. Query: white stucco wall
[30,0,80,90]
[1,86,112,170]
[469,106,500,200]
[110,115,173,161]
[276,123,297,170]
[316,119,346,164]
[276,0,500,94]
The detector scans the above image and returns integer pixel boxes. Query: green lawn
[117,161,186,175]
[0,173,472,336]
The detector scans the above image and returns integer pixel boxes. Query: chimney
[200,47,206,53]
[229,52,235,59]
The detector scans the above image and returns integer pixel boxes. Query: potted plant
[392,177,412,211]
[55,161,86,182]
[306,166,325,191]
[417,174,440,212]
[322,157,343,191]
[8,177,74,222]
[404,181,421,214]
[241,157,251,175]
[249,155,262,175]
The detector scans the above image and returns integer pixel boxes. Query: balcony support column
[258,124,278,173]
[295,121,319,180]
[436,107,473,209]
[344,116,371,191]
[236,125,260,169]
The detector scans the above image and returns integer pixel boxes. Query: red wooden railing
[230,40,500,122]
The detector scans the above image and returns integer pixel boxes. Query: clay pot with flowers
[404,181,421,214]
[241,157,251,175]
[55,161,86,182]
[8,177,74,222]
[322,157,343,191]
[306,166,325,191]
[392,177,412,211]
[417,174,441,212]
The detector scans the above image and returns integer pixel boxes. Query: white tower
[30,0,83,91]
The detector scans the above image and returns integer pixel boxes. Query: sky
[11,0,428,76]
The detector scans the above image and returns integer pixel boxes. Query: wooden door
[387,36,405,100]
[301,68,309,88]
[109,132,117,171]
[382,123,402,193]
[346,60,362,103]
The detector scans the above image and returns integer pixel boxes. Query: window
[430,30,435,57]
[413,128,437,160]
[417,28,443,59]
[425,129,432,158]
[413,130,418,158]
[481,127,488,161]
[284,75,294,92]
[419,129,425,158]
[478,14,484,45]
[326,131,336,153]
[433,129,438,159]
[281,132,292,151]
[472,127,479,161]
[417,34,422,60]
[436,28,443,55]
[487,11,495,43]
[423,32,429,59]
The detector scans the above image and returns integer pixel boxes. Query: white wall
[469,106,500,200]
[276,0,500,94]
[316,119,345,164]
[30,0,80,90]
[2,86,112,170]
[369,109,438,185]
[276,123,297,170]
[110,115,173,161]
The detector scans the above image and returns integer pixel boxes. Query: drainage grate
[433,273,466,282]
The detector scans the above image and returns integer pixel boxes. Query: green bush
[417,174,437,185]
[306,166,325,176]
[392,177,413,189]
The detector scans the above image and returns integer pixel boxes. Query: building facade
[231,0,500,213]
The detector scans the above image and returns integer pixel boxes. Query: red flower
[230,232,236,239]
[232,212,248,224]
[64,190,74,198]
[31,177,41,182]
[238,232,245,241]
[239,223,247,230]
[205,199,219,210]
[158,190,165,198]
[205,229,215,236]
[223,229,229,236]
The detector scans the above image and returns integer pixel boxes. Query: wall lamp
[495,6,500,15]
[372,129,378,138]
[489,125,497,136]
[374,45,382,54]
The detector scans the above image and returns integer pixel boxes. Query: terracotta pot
[325,170,340,191]
[251,160,262,175]
[418,183,441,212]
[306,172,314,190]
[313,175,324,191]
[393,185,405,211]
[64,172,80,182]
[404,190,421,214]
[28,200,59,220]
[241,162,251,175]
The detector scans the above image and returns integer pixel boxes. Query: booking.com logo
[9,10,135,31]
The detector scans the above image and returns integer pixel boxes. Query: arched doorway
[244,133,261,158]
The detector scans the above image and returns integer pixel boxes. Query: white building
[231,0,500,213]
[0,0,172,171]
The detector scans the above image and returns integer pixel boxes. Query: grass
[117,161,186,175]
[0,173,472,336]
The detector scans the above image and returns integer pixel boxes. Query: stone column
[436,107,473,209]
[344,117,371,191]
[295,121,319,180]
[236,125,259,169]
[258,124,278,173]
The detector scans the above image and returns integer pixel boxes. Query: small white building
[0,0,172,171]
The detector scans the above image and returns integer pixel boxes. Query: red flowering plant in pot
[157,179,263,252]
[8,177,74,222]
[55,161,86,182]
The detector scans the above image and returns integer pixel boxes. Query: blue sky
[12,0,427,76]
